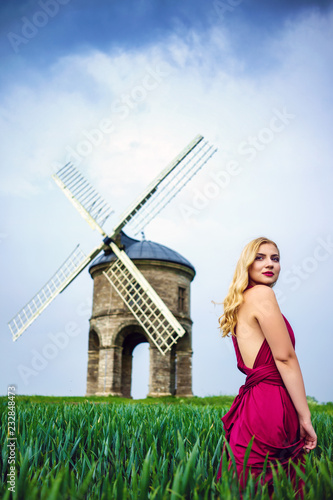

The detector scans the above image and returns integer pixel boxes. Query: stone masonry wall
[86,259,195,397]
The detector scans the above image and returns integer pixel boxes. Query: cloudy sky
[1,0,333,403]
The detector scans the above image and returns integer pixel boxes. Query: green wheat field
[1,395,332,499]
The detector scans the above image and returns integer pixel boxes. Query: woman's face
[248,243,280,287]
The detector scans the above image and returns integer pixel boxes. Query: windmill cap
[89,231,195,274]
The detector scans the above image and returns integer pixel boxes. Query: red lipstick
[263,272,274,276]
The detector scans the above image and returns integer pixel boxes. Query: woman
[216,237,317,497]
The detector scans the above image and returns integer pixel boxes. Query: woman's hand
[299,420,317,453]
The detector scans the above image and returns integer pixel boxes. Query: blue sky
[1,0,333,402]
[2,0,332,70]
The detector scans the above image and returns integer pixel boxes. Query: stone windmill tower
[87,231,195,398]
[8,135,216,399]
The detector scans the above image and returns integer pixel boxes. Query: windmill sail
[113,135,217,236]
[52,164,114,236]
[8,243,103,341]
[103,242,185,355]
[10,134,217,342]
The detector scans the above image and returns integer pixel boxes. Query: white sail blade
[127,138,217,235]
[8,243,104,342]
[53,163,114,236]
[113,135,217,236]
[103,242,185,355]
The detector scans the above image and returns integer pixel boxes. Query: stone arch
[115,325,150,398]
[86,329,100,395]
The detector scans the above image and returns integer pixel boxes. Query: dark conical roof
[89,231,195,274]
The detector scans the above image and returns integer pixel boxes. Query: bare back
[235,288,266,369]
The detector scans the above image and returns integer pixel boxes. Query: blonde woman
[216,237,317,498]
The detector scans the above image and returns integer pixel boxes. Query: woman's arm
[275,356,317,451]
[248,285,317,451]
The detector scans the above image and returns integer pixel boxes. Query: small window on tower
[178,286,186,312]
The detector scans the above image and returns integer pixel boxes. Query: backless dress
[216,312,306,497]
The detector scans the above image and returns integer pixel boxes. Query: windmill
[8,135,217,360]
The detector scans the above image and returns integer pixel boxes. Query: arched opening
[120,330,149,398]
[86,330,100,395]
[131,342,150,399]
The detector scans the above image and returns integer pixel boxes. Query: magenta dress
[217,314,305,496]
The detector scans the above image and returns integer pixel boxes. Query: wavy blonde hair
[219,237,280,338]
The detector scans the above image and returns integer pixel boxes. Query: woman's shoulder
[244,284,276,301]
[244,285,280,320]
